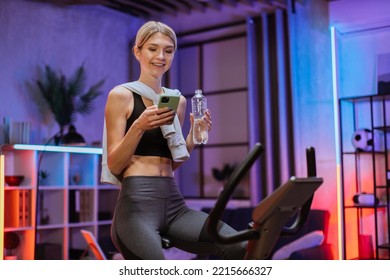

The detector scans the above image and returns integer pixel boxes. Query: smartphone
[157,94,180,111]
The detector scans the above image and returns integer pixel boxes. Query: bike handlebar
[206,143,264,244]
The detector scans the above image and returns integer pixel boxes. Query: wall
[329,0,390,30]
[289,0,338,257]
[0,0,142,145]
[329,0,390,99]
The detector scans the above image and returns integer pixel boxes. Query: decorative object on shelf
[9,121,31,145]
[69,159,82,185]
[2,117,31,144]
[71,174,81,185]
[377,53,390,95]
[4,232,20,260]
[351,128,380,152]
[353,193,379,206]
[38,169,50,225]
[62,125,86,146]
[38,186,50,225]
[358,234,374,260]
[33,64,105,145]
[38,169,50,185]
[39,207,50,225]
[4,175,24,186]
[378,81,390,95]
[387,170,390,186]
[3,117,10,144]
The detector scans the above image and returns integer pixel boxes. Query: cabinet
[339,94,390,260]
[1,144,119,260]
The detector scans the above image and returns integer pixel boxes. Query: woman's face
[134,32,175,79]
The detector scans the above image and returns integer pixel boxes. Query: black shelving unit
[339,93,390,260]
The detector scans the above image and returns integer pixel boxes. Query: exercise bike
[206,143,323,260]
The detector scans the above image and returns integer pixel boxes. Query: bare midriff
[122,155,173,177]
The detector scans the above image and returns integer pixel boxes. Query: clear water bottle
[191,89,208,145]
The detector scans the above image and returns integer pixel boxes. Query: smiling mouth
[151,62,165,67]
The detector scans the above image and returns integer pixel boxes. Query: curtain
[247,9,295,204]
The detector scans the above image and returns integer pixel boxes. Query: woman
[103,21,246,260]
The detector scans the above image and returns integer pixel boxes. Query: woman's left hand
[203,109,212,132]
[186,109,212,150]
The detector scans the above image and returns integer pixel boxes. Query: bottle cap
[195,89,202,94]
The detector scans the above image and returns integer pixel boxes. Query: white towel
[100,81,190,186]
[121,81,190,161]
[101,118,121,186]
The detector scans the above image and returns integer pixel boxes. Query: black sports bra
[125,93,172,159]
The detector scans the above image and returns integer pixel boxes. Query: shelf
[340,93,390,103]
[345,204,388,209]
[4,186,34,190]
[68,185,96,190]
[37,224,65,230]
[97,220,112,226]
[4,226,34,232]
[378,243,390,249]
[68,221,95,228]
[342,151,386,155]
[38,186,65,190]
[339,93,390,260]
[1,145,118,260]
[97,184,120,190]
[376,185,390,189]
[373,126,390,133]
[8,144,102,154]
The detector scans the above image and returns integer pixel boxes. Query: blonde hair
[135,21,177,51]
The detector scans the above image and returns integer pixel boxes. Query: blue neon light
[13,144,102,154]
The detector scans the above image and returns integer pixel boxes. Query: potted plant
[212,163,236,185]
[34,64,105,144]
[212,162,250,198]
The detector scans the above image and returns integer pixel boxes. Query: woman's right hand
[135,105,176,130]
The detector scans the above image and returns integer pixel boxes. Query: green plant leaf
[34,64,105,130]
[75,79,105,115]
[66,66,87,99]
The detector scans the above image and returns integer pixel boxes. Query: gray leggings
[111,176,246,260]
